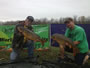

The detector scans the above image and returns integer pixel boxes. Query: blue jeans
[10,40,34,61]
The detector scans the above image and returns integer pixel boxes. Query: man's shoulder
[75,25,84,31]
[75,25,85,33]
[16,21,24,27]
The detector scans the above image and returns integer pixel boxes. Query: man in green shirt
[64,18,89,65]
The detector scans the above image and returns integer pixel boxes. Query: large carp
[51,33,79,58]
[17,27,47,46]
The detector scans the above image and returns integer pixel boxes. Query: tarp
[0,24,49,50]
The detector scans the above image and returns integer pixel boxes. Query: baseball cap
[26,16,34,22]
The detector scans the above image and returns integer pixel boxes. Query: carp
[51,33,79,58]
[17,27,47,46]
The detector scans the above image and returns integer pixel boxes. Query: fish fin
[40,39,47,46]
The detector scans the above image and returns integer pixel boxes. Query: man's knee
[10,51,17,61]
[10,49,20,61]
[75,53,86,65]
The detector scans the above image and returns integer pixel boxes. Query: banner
[0,24,49,50]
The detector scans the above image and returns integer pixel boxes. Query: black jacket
[12,21,33,49]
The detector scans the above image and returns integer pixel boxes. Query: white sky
[0,0,90,21]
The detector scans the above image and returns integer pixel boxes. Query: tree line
[0,16,90,25]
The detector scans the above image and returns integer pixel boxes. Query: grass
[0,46,59,63]
[0,46,90,65]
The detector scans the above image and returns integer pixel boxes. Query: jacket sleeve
[12,24,24,49]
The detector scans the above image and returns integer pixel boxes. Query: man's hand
[20,32,24,35]
[73,41,80,45]
[65,42,69,46]
[65,42,72,48]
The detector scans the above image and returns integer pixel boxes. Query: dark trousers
[74,53,87,65]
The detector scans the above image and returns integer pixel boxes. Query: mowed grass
[0,46,90,64]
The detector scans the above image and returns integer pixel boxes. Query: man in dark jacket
[10,16,34,62]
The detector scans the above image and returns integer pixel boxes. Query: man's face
[65,21,74,29]
[24,19,32,26]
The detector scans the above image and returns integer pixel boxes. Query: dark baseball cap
[26,16,34,22]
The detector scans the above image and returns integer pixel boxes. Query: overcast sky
[0,0,90,21]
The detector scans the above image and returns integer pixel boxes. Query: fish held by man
[51,33,79,57]
[17,27,47,46]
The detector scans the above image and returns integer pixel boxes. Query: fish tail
[40,38,47,46]
[40,40,44,46]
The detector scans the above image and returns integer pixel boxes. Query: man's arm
[15,24,25,36]
[73,28,84,46]
[73,41,80,45]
